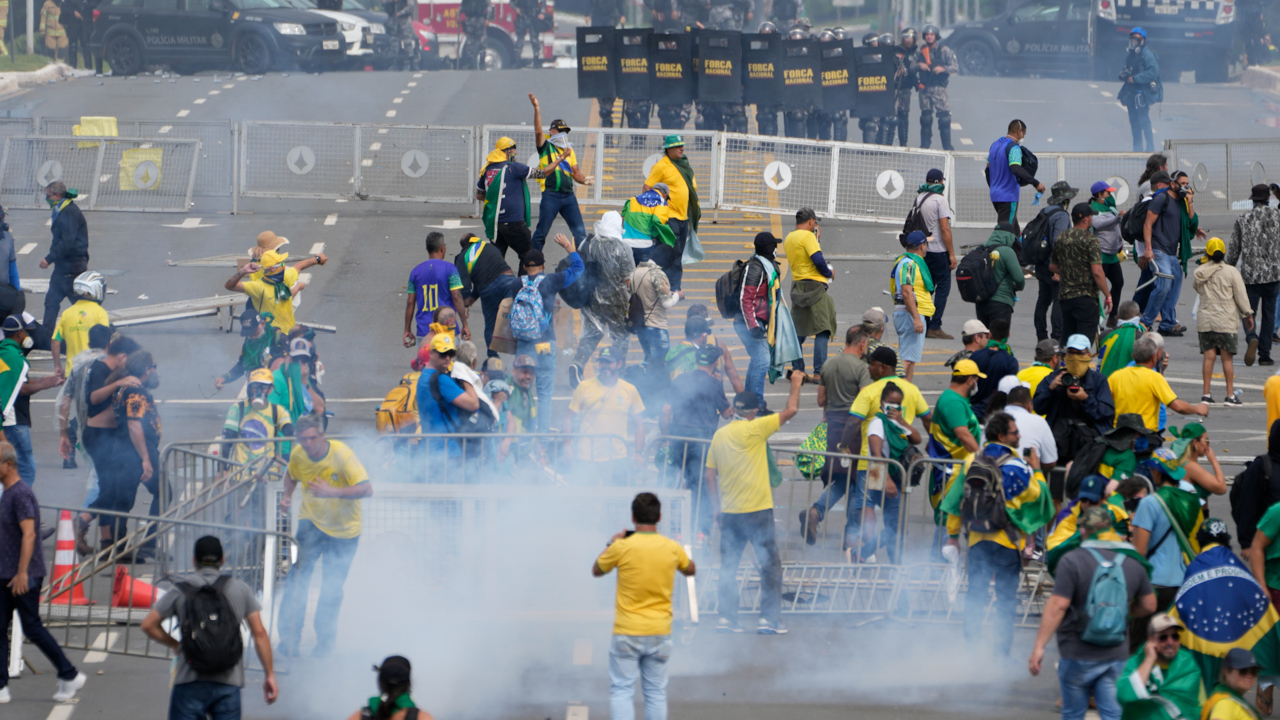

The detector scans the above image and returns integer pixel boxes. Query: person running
[40,181,89,335]
[404,232,468,349]
[346,656,433,720]
[1051,203,1111,345]
[567,347,645,483]
[529,94,592,251]
[642,135,700,293]
[706,371,804,635]
[593,492,695,720]
[50,270,108,375]
[1194,237,1253,405]
[222,368,293,464]
[141,535,278,719]
[476,137,565,268]
[214,309,279,392]
[510,234,582,433]
[985,120,1044,233]
[785,208,836,375]
[0,441,87,705]
[891,230,934,382]
[455,233,517,359]
[733,233,782,405]
[277,414,373,658]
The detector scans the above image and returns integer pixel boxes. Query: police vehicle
[91,0,349,76]
[943,0,1243,82]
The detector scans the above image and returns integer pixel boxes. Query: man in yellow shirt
[1107,333,1207,432]
[641,135,699,293]
[225,250,308,334]
[567,347,646,483]
[891,231,936,381]
[705,371,803,635]
[51,270,110,375]
[277,415,372,658]
[593,492,695,720]
[784,208,836,375]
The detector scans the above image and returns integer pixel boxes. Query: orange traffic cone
[111,566,165,609]
[45,510,93,606]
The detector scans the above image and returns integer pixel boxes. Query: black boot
[919,112,933,149]
[938,112,954,151]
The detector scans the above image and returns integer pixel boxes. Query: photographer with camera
[1032,334,1115,462]
[1118,28,1162,153]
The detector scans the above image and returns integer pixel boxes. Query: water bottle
[1032,191,1043,206]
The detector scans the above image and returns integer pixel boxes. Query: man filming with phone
[1032,334,1116,464]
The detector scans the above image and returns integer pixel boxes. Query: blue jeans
[0,575,79,690]
[665,219,688,291]
[7,423,34,486]
[478,274,518,358]
[515,339,556,433]
[532,190,586,251]
[169,681,242,720]
[1059,658,1125,720]
[963,540,1021,656]
[637,327,670,366]
[1140,249,1181,332]
[278,519,359,655]
[843,469,902,561]
[609,634,672,720]
[791,331,830,374]
[1133,258,1155,314]
[733,315,770,405]
[925,251,953,331]
[1128,103,1153,153]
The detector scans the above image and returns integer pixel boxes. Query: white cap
[998,375,1029,394]
[963,319,989,336]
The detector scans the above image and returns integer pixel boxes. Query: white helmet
[73,270,105,302]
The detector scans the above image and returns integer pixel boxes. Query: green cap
[663,134,685,149]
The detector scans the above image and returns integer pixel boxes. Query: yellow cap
[952,359,988,378]
[259,249,288,269]
[495,136,516,151]
[1206,237,1226,257]
[430,332,456,354]
[248,368,274,385]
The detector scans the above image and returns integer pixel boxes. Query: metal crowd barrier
[0,135,200,212]
[24,505,295,663]
[1164,138,1279,217]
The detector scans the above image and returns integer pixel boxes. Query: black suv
[91,0,348,76]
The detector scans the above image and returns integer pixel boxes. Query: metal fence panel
[1165,140,1231,215]
[1227,139,1280,212]
[949,151,1053,228]
[0,136,198,212]
[832,143,953,222]
[717,134,834,217]
[1059,153,1150,211]
[41,118,233,197]
[241,121,359,200]
[357,125,476,202]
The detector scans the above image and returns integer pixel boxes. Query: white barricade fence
[0,135,200,212]
[240,121,477,202]
[1165,138,1280,216]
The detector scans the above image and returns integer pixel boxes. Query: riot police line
[576,24,954,148]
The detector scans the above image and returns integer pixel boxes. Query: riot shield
[853,45,895,118]
[780,36,822,109]
[576,27,616,99]
[616,28,652,100]
[649,32,695,105]
[742,32,783,106]
[696,29,742,103]
[820,38,856,112]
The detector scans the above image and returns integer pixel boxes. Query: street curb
[1243,65,1280,95]
[0,62,95,98]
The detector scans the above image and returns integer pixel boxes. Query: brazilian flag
[939,446,1055,541]
[1044,500,1148,576]
[1170,545,1280,685]
[480,161,530,242]
[622,190,677,248]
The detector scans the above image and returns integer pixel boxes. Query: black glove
[750,326,766,340]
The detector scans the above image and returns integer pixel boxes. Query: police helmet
[900,27,917,42]
[877,33,894,46]
[757,20,778,33]
[861,32,878,46]
[831,26,847,40]
[922,24,941,40]
[787,26,809,40]
[818,29,836,42]
[794,16,812,29]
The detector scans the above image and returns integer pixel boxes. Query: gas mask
[248,383,271,410]
[1129,38,1143,51]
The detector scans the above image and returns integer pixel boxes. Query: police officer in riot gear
[875,33,897,144]
[892,27,918,146]
[770,0,801,28]
[811,29,847,142]
[706,0,752,134]
[512,0,550,68]
[782,24,815,139]
[648,0,681,32]
[458,0,491,69]
[680,0,712,28]
[590,0,629,140]
[589,0,625,25]
[913,24,958,150]
[754,21,782,137]
[382,0,420,71]
[857,32,880,144]
[657,28,693,130]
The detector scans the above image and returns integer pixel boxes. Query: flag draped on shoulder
[1169,545,1280,685]
[1116,647,1204,720]
[939,446,1055,537]
[622,190,677,248]
[480,161,530,242]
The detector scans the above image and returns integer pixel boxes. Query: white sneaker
[53,672,86,702]
[0,686,11,703]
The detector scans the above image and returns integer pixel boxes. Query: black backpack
[899,192,937,243]
[960,453,1014,535]
[955,245,1000,304]
[1019,206,1065,266]
[1121,197,1153,245]
[714,259,748,319]
[1230,455,1280,549]
[175,576,243,676]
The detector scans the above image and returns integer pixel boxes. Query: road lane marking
[960,138,973,145]
[413,72,423,78]
[310,243,326,255]
[323,214,337,226]
[162,217,216,229]
[18,243,36,254]
[84,629,120,663]
[176,109,190,117]
[193,98,206,105]
[950,122,962,130]
[1100,90,1113,97]
[47,706,76,719]
[1089,83,1099,88]
[392,97,403,104]
[157,125,172,134]
[407,81,418,87]
[400,89,410,94]
[208,90,220,95]
[222,83,235,89]
[386,110,397,117]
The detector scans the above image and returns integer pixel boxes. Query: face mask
[19,335,32,351]
[248,386,270,409]
[1123,496,1142,514]
[144,373,160,390]
[1065,355,1092,377]
[46,197,58,209]
[265,267,285,283]
[1129,38,1142,50]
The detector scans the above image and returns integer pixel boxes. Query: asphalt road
[0,66,1275,719]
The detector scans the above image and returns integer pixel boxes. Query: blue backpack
[510,275,551,342]
[1080,547,1129,647]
